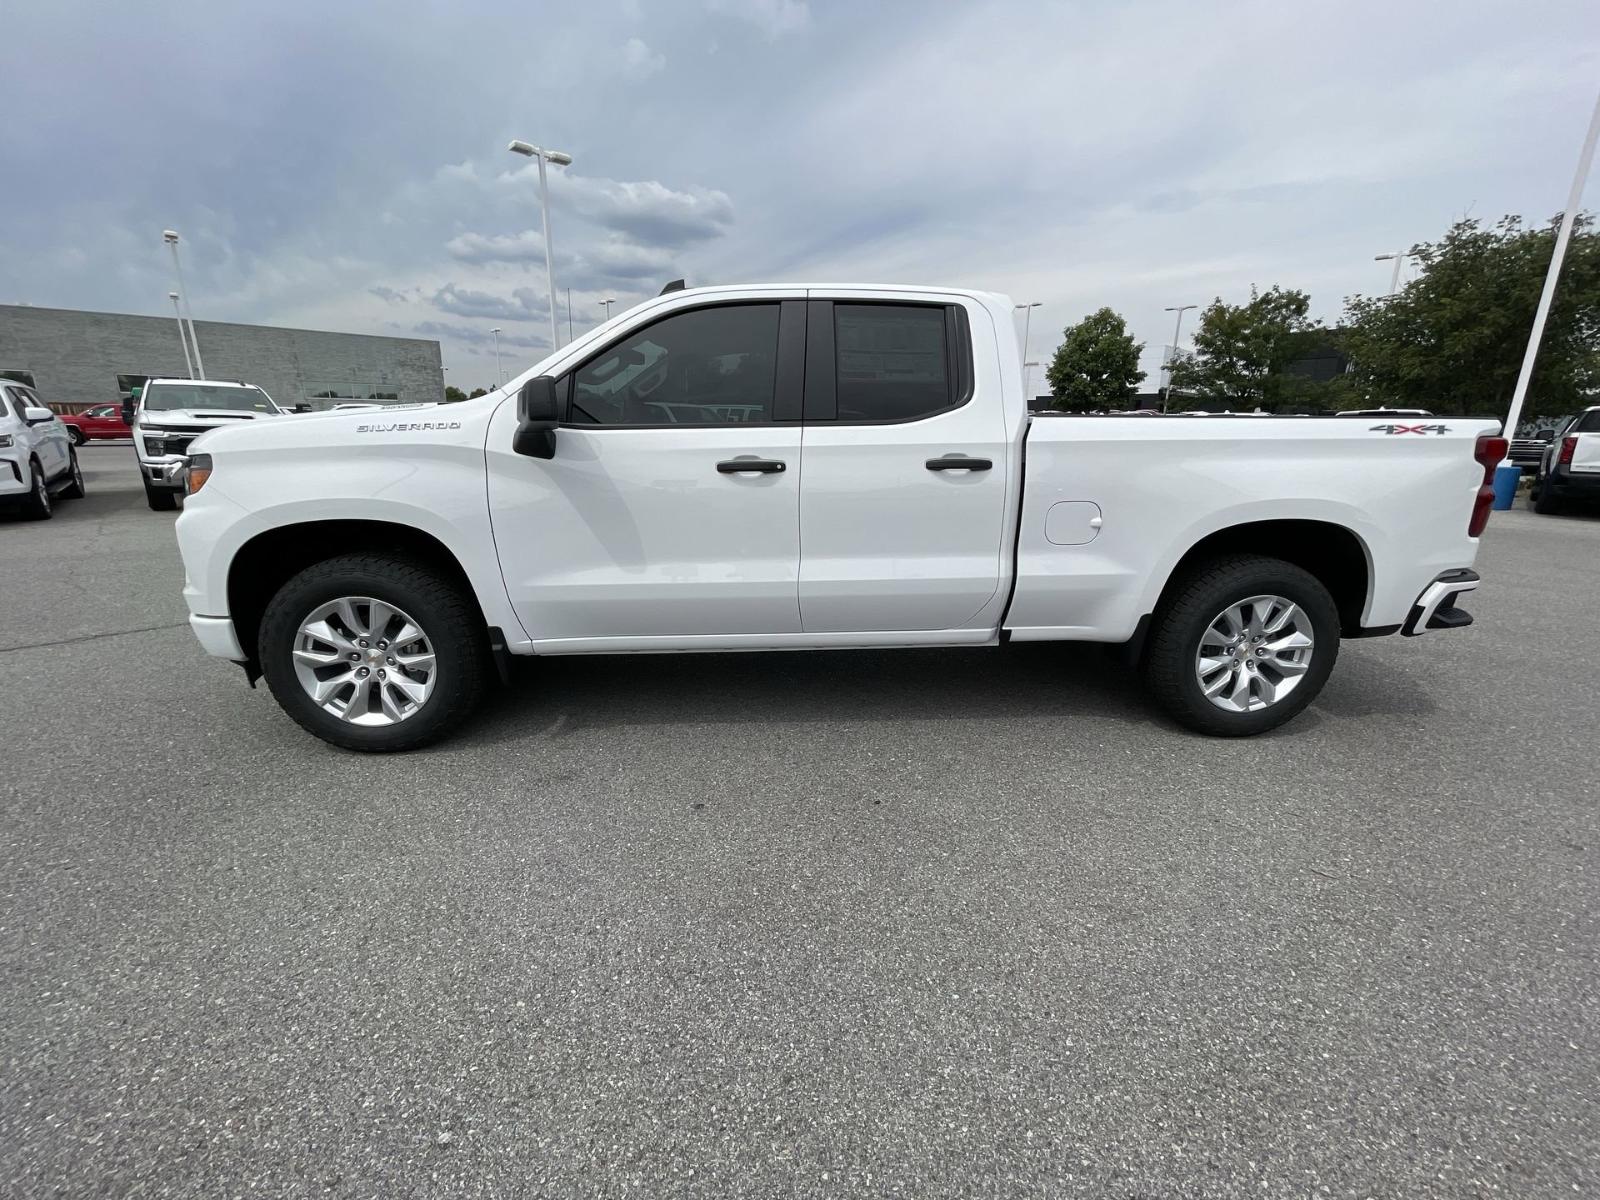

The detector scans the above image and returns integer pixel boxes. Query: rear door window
[832,304,958,423]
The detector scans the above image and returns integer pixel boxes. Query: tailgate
[1571,432,1600,473]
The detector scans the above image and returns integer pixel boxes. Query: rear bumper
[190,614,245,660]
[1546,468,1600,498]
[1402,568,1479,637]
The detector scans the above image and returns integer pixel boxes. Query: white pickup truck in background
[174,285,1505,751]
[1530,405,1600,515]
[129,378,285,511]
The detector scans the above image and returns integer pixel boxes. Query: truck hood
[139,408,285,426]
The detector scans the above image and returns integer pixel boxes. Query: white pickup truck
[1530,405,1600,515]
[130,378,285,511]
[174,285,1505,751]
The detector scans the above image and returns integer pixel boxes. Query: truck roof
[142,378,262,389]
[661,283,1013,304]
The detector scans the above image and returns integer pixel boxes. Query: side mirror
[23,406,55,425]
[1535,429,1555,442]
[513,376,559,459]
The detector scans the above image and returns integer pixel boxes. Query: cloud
[560,176,735,245]
[430,284,550,320]
[621,37,665,79]
[706,0,809,38]
[445,230,546,265]
[581,236,679,281]
[410,321,548,350]
[2,0,1594,397]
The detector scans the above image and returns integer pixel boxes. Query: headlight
[0,433,13,448]
[186,452,212,495]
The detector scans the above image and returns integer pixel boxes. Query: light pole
[1163,304,1197,411]
[508,139,573,352]
[1374,251,1411,295]
[1023,361,1040,401]
[162,230,205,378]
[600,296,616,323]
[1014,302,1041,384]
[490,328,503,387]
[1496,84,1600,499]
[167,291,195,378]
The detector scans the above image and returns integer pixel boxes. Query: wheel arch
[1150,519,1373,639]
[228,520,488,664]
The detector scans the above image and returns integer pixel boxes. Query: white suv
[1,381,84,519]
[131,378,284,511]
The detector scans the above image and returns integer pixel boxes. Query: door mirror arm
[513,376,560,459]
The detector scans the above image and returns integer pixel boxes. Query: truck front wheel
[258,554,490,752]
[143,479,178,511]
[1143,554,1340,737]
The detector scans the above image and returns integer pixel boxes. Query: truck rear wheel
[1143,554,1339,737]
[1532,477,1564,514]
[258,553,490,752]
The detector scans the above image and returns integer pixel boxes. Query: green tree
[444,385,467,403]
[468,387,490,399]
[1045,307,1146,410]
[1166,286,1336,411]
[1340,215,1600,420]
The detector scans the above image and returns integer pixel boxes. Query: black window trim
[555,299,802,430]
[804,299,976,426]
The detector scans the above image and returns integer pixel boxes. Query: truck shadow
[459,641,1436,745]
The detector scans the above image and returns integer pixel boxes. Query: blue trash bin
[1491,462,1521,510]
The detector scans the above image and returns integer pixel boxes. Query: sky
[2,0,1597,394]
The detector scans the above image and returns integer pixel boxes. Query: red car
[60,403,132,444]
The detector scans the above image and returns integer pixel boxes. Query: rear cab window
[804,300,974,424]
[835,304,953,422]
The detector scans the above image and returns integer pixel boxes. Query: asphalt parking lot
[3,444,1597,1198]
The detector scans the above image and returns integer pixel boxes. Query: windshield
[142,383,278,414]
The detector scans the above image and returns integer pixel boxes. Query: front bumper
[140,456,189,488]
[0,456,27,497]
[190,614,246,660]
[1402,569,1479,637]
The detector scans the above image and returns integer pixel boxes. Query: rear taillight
[1468,434,1508,537]
[1558,435,1577,466]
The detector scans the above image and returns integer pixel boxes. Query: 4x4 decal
[1370,423,1450,435]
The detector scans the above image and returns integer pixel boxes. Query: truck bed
[1005,415,1499,642]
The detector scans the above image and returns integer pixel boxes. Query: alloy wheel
[1195,594,1315,713]
[291,596,437,726]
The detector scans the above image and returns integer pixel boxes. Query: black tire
[1532,477,1564,514]
[61,447,85,499]
[69,427,87,447]
[144,479,178,511]
[1143,554,1340,737]
[258,553,490,752]
[22,459,52,520]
